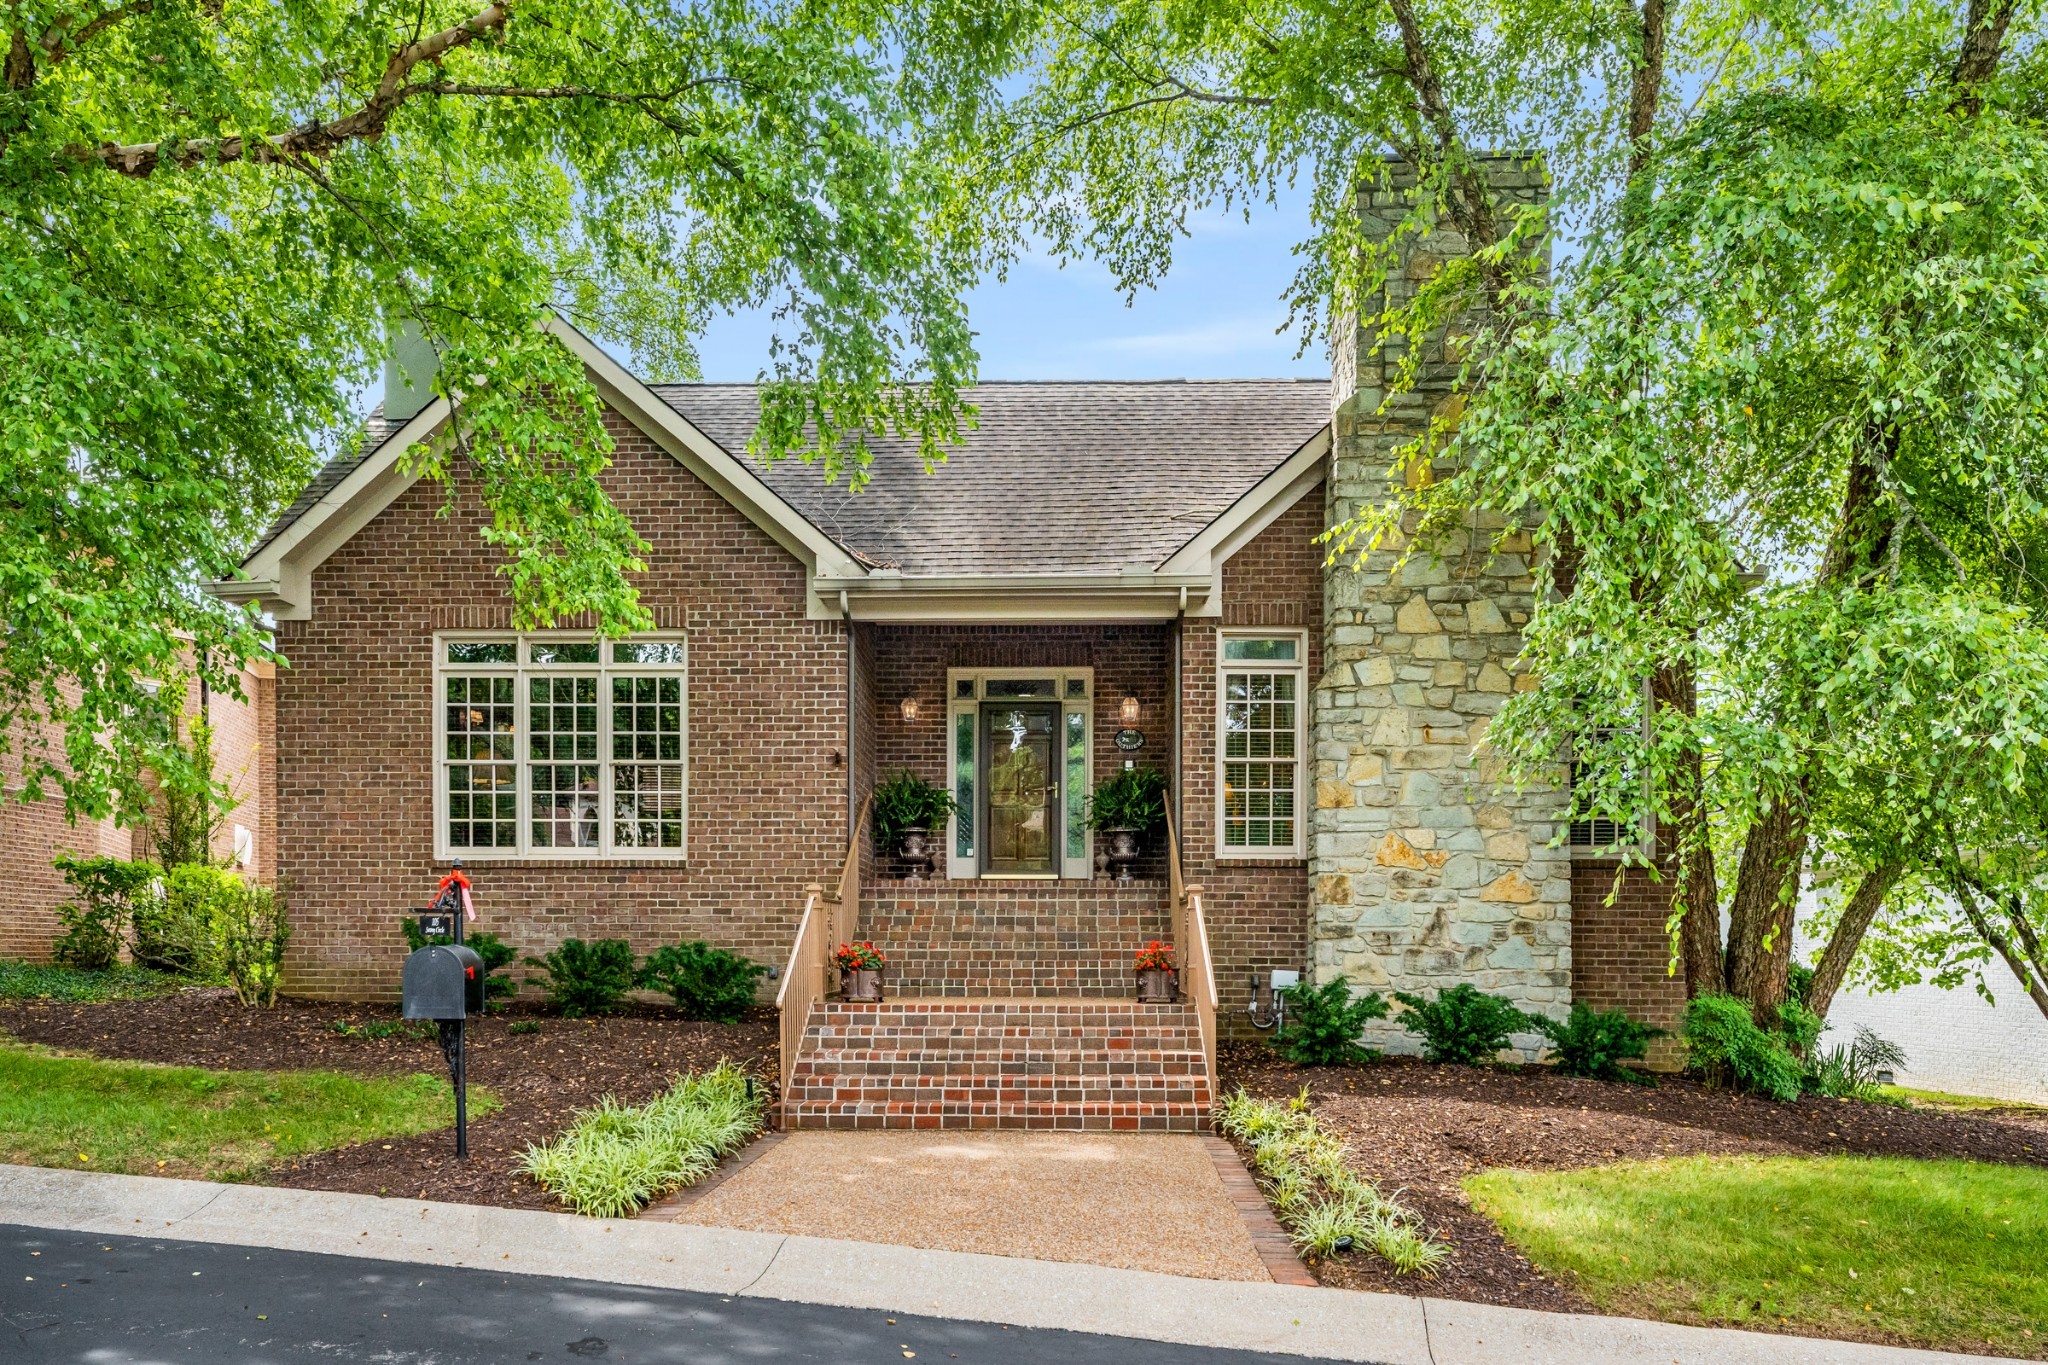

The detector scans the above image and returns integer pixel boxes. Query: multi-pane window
[1220,635,1303,855]
[436,636,686,858]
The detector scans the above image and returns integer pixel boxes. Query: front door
[981,702,1060,875]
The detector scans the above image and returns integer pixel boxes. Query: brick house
[209,268,1678,1127]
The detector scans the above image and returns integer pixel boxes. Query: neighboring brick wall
[271,406,848,999]
[850,621,879,865]
[1570,858,1685,1069]
[862,879,1172,997]
[1182,486,1323,1039]
[866,623,1175,882]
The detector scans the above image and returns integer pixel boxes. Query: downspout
[1173,586,1186,839]
[841,590,856,843]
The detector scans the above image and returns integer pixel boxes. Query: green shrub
[1805,1024,1908,1100]
[1785,961,1815,1006]
[328,1017,433,1041]
[524,938,637,1017]
[401,920,518,1008]
[508,1019,542,1036]
[51,857,161,971]
[1535,1003,1662,1082]
[519,1062,764,1216]
[217,881,290,1007]
[871,770,956,850]
[1394,983,1536,1065]
[133,864,237,977]
[0,960,179,1003]
[1085,766,1168,832]
[1680,994,1803,1101]
[1270,977,1389,1066]
[637,942,764,1023]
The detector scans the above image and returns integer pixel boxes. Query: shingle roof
[244,412,398,560]
[248,380,1330,577]
[655,380,1329,575]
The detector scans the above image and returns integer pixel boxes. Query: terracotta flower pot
[1106,828,1141,882]
[1136,966,1177,1003]
[899,826,933,881]
[840,967,884,1002]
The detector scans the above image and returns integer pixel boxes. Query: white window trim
[944,667,1094,880]
[1216,630,1307,860]
[432,631,688,862]
[1567,692,1656,861]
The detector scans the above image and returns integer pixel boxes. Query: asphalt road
[0,1224,1326,1364]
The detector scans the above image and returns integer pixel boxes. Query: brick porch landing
[860,880,1172,998]
[782,998,1211,1131]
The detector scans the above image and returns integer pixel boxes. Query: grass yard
[0,1040,492,1182]
[1877,1084,2047,1114]
[1467,1155,2047,1357]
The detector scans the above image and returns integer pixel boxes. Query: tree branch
[1806,861,1902,1020]
[40,0,154,66]
[1950,0,2017,111]
[66,0,511,176]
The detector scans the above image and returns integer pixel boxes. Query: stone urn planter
[835,942,886,1002]
[898,826,934,882]
[1135,966,1177,1003]
[1104,828,1141,883]
[840,967,884,1002]
[1133,941,1177,1003]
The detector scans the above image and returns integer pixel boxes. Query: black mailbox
[401,944,485,1020]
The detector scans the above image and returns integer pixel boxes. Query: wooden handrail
[778,794,875,1098]
[1163,809,1217,1089]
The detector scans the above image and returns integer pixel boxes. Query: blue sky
[693,191,1324,384]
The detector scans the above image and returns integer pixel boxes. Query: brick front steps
[782,999,1212,1132]
[860,881,1172,998]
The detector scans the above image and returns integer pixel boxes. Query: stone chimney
[382,314,442,423]
[1314,155,1569,1056]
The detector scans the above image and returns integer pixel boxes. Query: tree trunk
[1652,661,1723,997]
[1726,795,1809,1020]
[1805,862,1903,1020]
[1950,868,2048,1022]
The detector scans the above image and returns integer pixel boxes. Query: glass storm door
[981,703,1060,874]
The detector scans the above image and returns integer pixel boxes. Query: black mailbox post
[400,863,481,1157]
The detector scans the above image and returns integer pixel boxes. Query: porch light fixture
[899,695,921,723]
[1119,694,1141,726]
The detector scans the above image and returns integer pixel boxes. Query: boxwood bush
[524,938,637,1017]
[1393,984,1536,1065]
[637,942,764,1022]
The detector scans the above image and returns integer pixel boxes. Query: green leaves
[2,0,992,816]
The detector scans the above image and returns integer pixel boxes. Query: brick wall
[861,879,1172,997]
[1182,485,1324,1039]
[1,658,268,963]
[866,623,1175,881]
[271,406,848,999]
[1570,858,1685,1069]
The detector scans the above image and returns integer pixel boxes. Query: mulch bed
[0,989,777,1211]
[1217,1043,2048,1312]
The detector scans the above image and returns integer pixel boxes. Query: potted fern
[873,770,956,880]
[1085,767,1167,882]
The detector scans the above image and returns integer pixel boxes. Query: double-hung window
[1218,633,1305,857]
[437,635,687,859]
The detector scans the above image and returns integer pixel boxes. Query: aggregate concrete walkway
[0,1165,2009,1365]
[666,1131,1271,1281]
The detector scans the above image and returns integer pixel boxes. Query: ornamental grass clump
[1214,1088,1449,1276]
[519,1062,764,1218]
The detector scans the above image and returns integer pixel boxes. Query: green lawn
[1876,1084,2046,1114]
[1467,1155,2047,1357]
[0,1041,492,1181]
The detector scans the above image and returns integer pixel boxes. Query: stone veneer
[1312,157,1571,1055]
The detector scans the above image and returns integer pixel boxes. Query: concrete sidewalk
[0,1164,2004,1365]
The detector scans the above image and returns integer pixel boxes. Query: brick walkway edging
[1201,1132,1318,1287]
[636,1131,786,1220]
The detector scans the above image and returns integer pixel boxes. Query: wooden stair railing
[1165,810,1218,1086]
[775,794,873,1095]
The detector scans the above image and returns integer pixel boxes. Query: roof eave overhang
[816,571,1218,623]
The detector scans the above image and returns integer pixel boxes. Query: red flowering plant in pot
[1133,941,1177,1003]
[834,941,886,1002]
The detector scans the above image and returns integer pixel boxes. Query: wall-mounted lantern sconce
[1119,694,1142,727]
[899,696,921,723]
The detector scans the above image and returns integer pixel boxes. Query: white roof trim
[815,569,1219,622]
[1156,426,1330,576]
[211,314,862,620]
